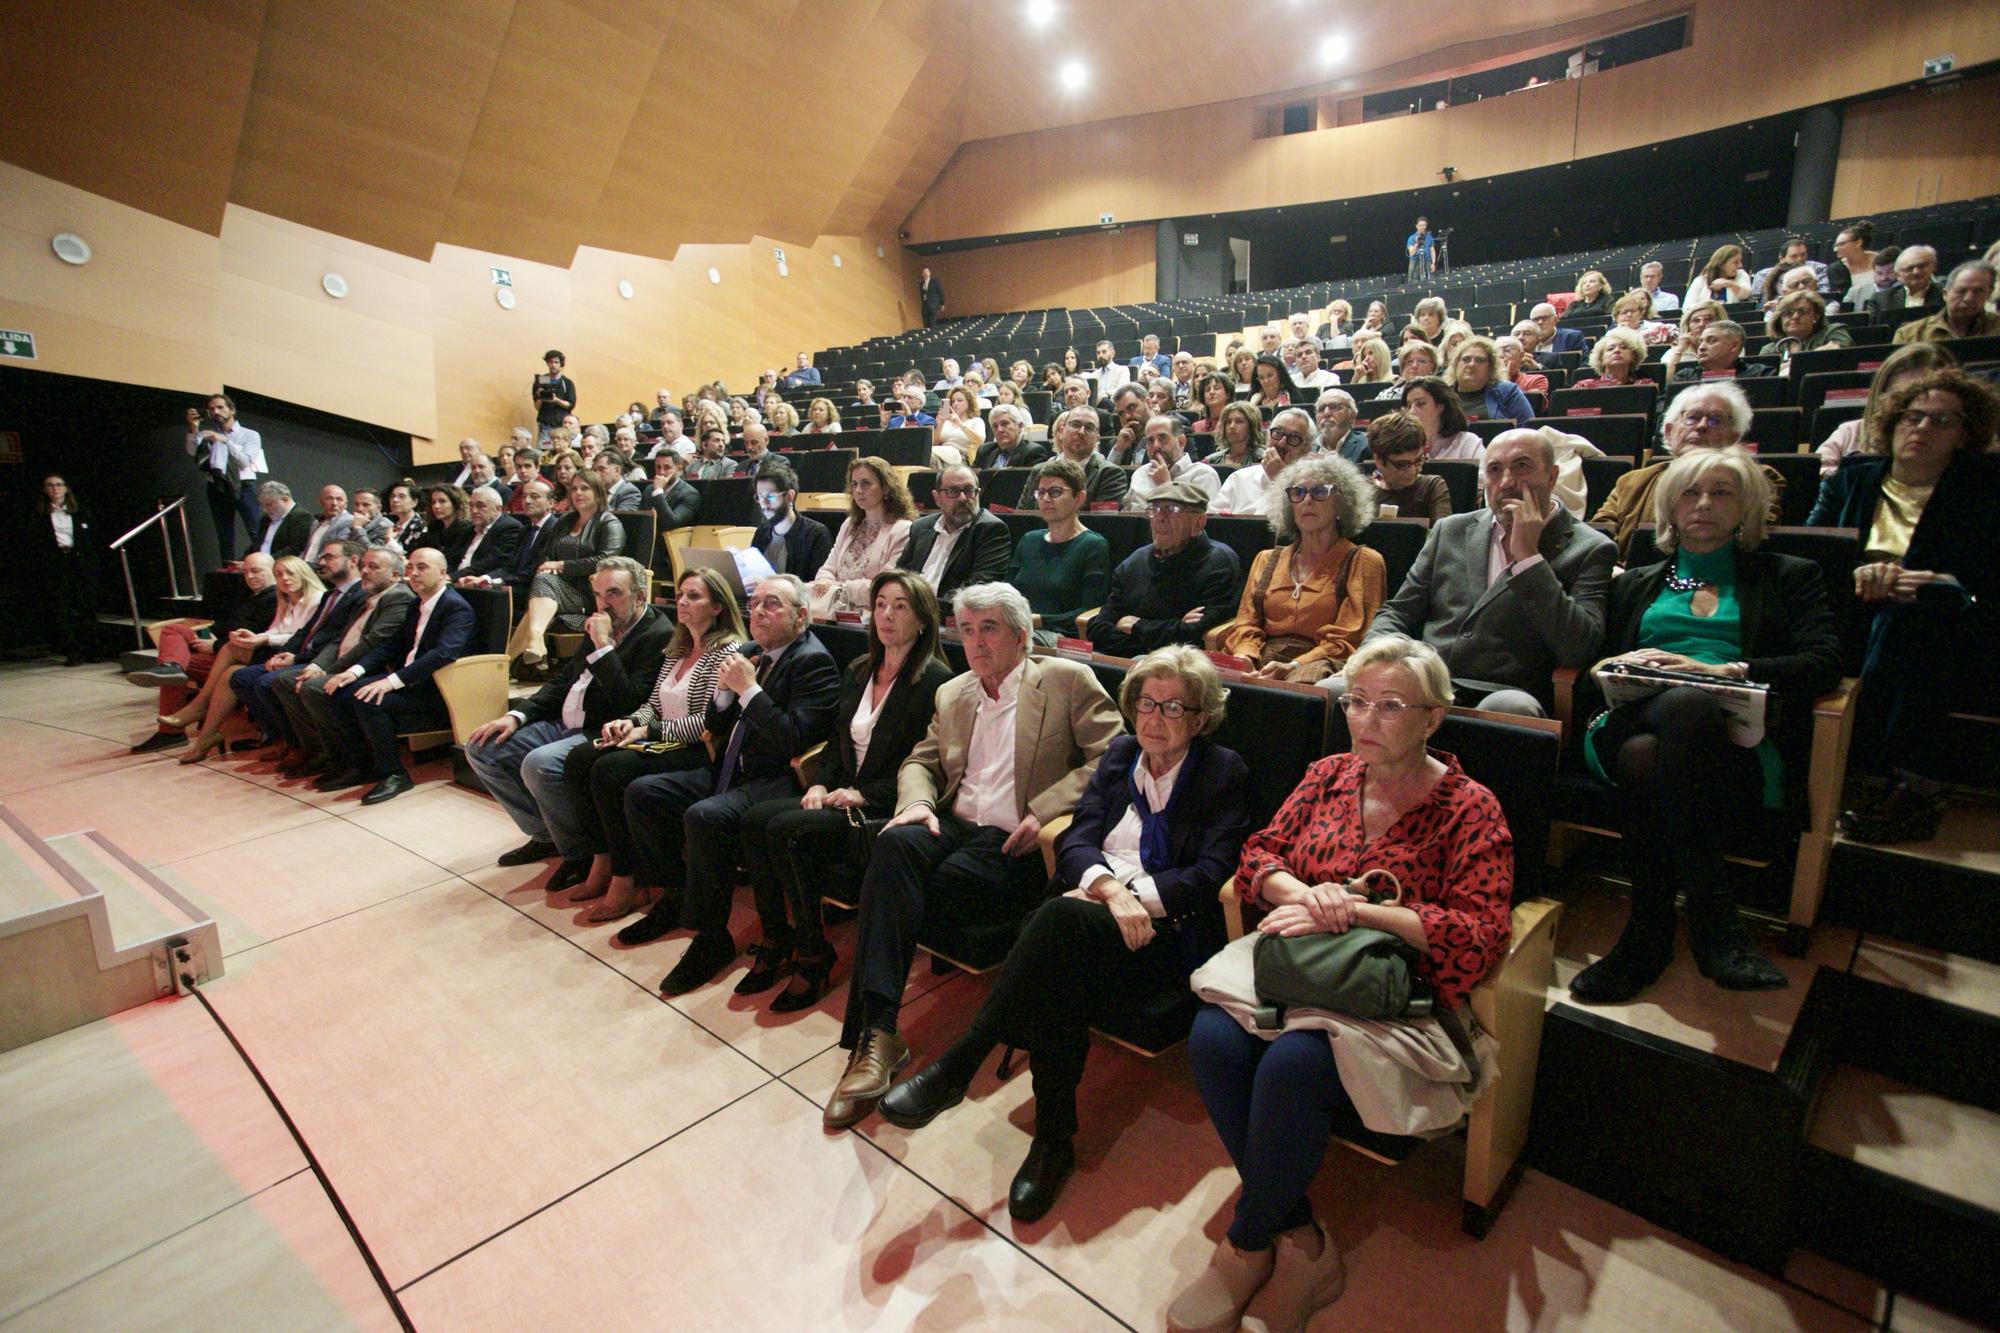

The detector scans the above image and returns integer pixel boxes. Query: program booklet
[1592,661,1768,746]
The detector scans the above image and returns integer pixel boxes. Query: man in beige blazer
[827,582,1122,1130]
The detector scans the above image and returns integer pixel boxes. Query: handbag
[1246,542,1361,664]
[1251,870,1435,1021]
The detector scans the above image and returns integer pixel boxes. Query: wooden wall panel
[922,230,1157,318]
[1831,74,2000,219]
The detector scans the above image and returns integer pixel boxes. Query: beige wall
[906,0,2000,246]
[921,229,1157,319]
[0,163,916,465]
[1831,73,2000,219]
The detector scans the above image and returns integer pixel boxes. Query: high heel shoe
[177,734,224,765]
[158,706,200,730]
[770,946,835,1013]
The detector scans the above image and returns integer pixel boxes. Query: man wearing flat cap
[1084,480,1241,657]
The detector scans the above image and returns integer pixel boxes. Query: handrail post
[119,549,144,649]
[177,503,198,594]
[158,500,182,600]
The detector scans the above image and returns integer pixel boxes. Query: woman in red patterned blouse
[1168,635,1512,1333]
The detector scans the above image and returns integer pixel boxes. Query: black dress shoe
[659,930,738,996]
[545,858,592,893]
[314,768,367,792]
[879,1060,973,1131]
[499,838,559,867]
[130,731,188,755]
[1008,1137,1076,1223]
[732,942,793,995]
[769,946,836,1014]
[615,896,681,947]
[360,773,413,805]
[1839,780,1947,845]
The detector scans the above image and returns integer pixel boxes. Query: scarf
[1129,738,1203,873]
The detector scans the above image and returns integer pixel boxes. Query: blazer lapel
[1462,512,1506,622]
[1011,659,1049,818]
[1735,552,1769,656]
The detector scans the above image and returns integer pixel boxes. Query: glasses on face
[1339,696,1428,719]
[1286,484,1335,503]
[1149,502,1196,517]
[936,484,977,498]
[1681,411,1730,427]
[1459,354,1490,365]
[1896,408,1963,431]
[1134,697,1200,719]
[1033,487,1074,501]
[1268,427,1307,445]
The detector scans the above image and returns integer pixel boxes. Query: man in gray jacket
[280,547,418,778]
[1354,429,1614,715]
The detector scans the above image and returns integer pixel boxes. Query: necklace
[1662,571,1710,593]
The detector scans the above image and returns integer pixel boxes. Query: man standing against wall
[1406,217,1436,285]
[920,267,946,328]
[184,394,267,563]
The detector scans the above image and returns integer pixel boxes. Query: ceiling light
[1059,61,1086,91]
[1026,0,1054,24]
[51,232,91,265]
[1320,34,1349,65]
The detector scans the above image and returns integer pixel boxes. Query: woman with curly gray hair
[1217,455,1386,683]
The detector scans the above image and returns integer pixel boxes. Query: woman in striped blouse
[556,567,747,921]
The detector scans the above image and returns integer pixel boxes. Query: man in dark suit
[465,479,559,591]
[319,546,477,804]
[615,575,843,991]
[250,481,314,559]
[453,486,525,581]
[897,465,1013,611]
[230,537,371,764]
[1086,481,1241,658]
[1361,428,1614,715]
[281,546,417,777]
[750,461,832,580]
[972,403,1052,472]
[919,266,945,328]
[1867,245,1943,319]
[645,450,703,531]
[1528,304,1591,356]
[465,556,671,872]
[1016,409,1129,510]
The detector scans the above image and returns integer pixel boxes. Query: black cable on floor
[180,976,417,1333]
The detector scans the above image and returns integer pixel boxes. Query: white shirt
[257,503,295,555]
[303,513,344,563]
[1214,463,1279,518]
[388,584,448,687]
[1486,506,1551,587]
[1295,368,1341,390]
[1124,456,1221,511]
[50,512,75,550]
[849,672,890,771]
[184,422,267,482]
[1428,432,1485,462]
[953,661,1024,830]
[458,522,491,571]
[1079,751,1185,918]
[1093,363,1131,400]
[1644,286,1680,314]
[920,518,967,590]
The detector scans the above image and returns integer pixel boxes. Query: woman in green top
[1009,457,1112,645]
[1569,447,1842,1006]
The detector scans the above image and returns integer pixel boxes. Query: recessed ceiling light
[707,267,721,285]
[1320,34,1349,65]
[617,279,634,299]
[1059,61,1086,91]
[321,272,349,299]
[51,232,91,265]
[1026,0,1054,24]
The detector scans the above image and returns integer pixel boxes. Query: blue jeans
[1187,1005,1354,1250]
[465,722,592,856]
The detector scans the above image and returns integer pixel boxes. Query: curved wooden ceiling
[0,0,1654,266]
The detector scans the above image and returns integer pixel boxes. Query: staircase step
[0,815,82,921]
[1810,1066,2000,1214]
[42,834,200,949]
[1822,800,2000,964]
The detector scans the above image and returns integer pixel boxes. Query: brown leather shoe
[822,1028,910,1131]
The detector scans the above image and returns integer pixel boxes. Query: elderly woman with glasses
[878,646,1253,1223]
[1569,448,1842,1005]
[1168,634,1512,1333]
[1216,456,1385,684]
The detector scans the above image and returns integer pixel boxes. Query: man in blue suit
[320,546,477,804]
[1528,303,1591,356]
[1127,333,1172,377]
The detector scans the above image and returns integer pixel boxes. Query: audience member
[1811,369,2000,843]
[1594,382,1783,560]
[1125,414,1221,511]
[1763,289,1852,357]
[1661,299,1727,375]
[1893,260,2000,343]
[1202,401,1265,470]
[420,484,474,566]
[185,393,268,560]
[1105,384,1151,465]
[1611,291,1676,344]
[1638,260,1680,315]
[881,647,1252,1220]
[1381,340,1440,399]
[299,485,358,564]
[1248,354,1299,409]
[1290,341,1340,391]
[1564,270,1612,320]
[1172,634,1511,1333]
[1401,377,1484,461]
[1572,327,1648,389]
[1215,408,1312,517]
[453,486,525,581]
[1495,336,1550,398]
[1087,481,1241,658]
[129,554,276,753]
[230,539,367,768]
[1451,336,1534,424]
[1018,409,1130,510]
[1868,245,1942,317]
[736,421,776,477]
[446,439,481,488]
[35,474,100,667]
[650,409,694,460]
[1686,245,1756,307]
[744,461,827,580]
[806,457,915,619]
[802,397,842,434]
[1189,374,1235,436]
[892,465,1008,612]
[1406,296,1447,345]
[1009,459,1113,641]
[1130,334,1172,376]
[825,582,1121,1129]
[642,450,701,531]
[1360,429,1613,715]
[1366,411,1453,520]
[349,488,392,547]
[275,547,415,778]
[1751,236,1829,300]
[1528,303,1591,355]
[1093,341,1132,400]
[593,450,642,511]
[175,554,324,763]
[1217,456,1385,684]
[1668,319,1769,382]
[505,471,627,671]
[250,481,312,559]
[973,402,1049,470]
[1815,343,1957,476]
[780,352,821,389]
[1828,221,1878,307]
[685,426,737,481]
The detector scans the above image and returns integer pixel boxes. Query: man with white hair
[251,480,312,558]
[1637,261,1680,316]
[973,403,1050,470]
[1869,245,1942,317]
[824,582,1121,1131]
[449,437,484,489]
[1129,333,1171,377]
[1529,303,1591,356]
[454,485,525,580]
[1592,381,1783,560]
[1214,408,1314,516]
[932,358,964,392]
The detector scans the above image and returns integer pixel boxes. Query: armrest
[1073,607,1101,635]
[1204,619,1236,652]
[1039,813,1073,879]
[1463,897,1563,1226]
[1220,877,1244,942]
[432,654,511,746]
[1550,668,1578,734]
[1789,678,1861,937]
[792,741,826,789]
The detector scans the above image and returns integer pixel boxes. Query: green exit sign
[0,330,34,360]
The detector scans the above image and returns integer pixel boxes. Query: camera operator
[532,350,576,444]
[183,392,268,562]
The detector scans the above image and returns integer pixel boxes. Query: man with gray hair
[825,581,1121,1131]
[1894,259,1999,343]
[449,437,486,489]
[1637,261,1680,316]
[1528,303,1591,356]
[616,575,843,988]
[1215,407,1314,516]
[973,403,1050,471]
[454,485,525,580]
[1019,408,1128,509]
[1869,245,1942,317]
[464,556,671,877]
[251,480,312,558]
[301,484,358,564]
[1123,414,1219,510]
[1669,319,1769,382]
[1315,388,1368,463]
[1359,428,1613,715]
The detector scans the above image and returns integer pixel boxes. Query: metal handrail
[108,497,202,649]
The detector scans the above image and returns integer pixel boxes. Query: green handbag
[1251,870,1436,1022]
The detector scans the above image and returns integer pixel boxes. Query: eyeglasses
[1286,484,1335,503]
[1339,696,1430,719]
[1895,408,1963,431]
[1134,697,1200,719]
[1680,411,1731,427]
[1268,428,1307,444]
[1033,487,1074,501]
[936,484,978,497]
[1148,502,1197,516]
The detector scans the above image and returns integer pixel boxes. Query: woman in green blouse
[1569,447,1842,1005]
[1008,457,1111,645]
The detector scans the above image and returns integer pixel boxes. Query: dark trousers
[838,814,1047,1049]
[231,662,308,744]
[1591,686,1763,934]
[740,799,863,953]
[562,742,709,874]
[207,479,257,562]
[1857,600,1968,779]
[624,770,796,931]
[956,894,1186,1140]
[1188,1006,1355,1250]
[328,675,446,779]
[48,551,96,659]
